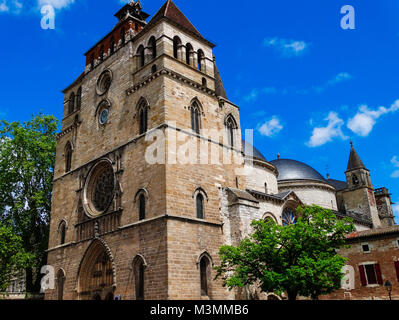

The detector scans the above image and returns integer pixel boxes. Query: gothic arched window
[197,49,204,71]
[137,45,145,68]
[225,115,237,148]
[196,193,204,219]
[76,87,82,110]
[65,142,72,173]
[173,36,181,59]
[57,269,66,300]
[59,221,66,245]
[133,256,145,300]
[186,43,193,65]
[149,36,157,59]
[282,208,297,226]
[137,99,149,135]
[199,256,210,297]
[68,92,75,115]
[190,101,201,134]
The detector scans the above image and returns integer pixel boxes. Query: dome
[242,140,267,162]
[269,159,326,182]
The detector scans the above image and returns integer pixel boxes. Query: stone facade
[45,0,396,300]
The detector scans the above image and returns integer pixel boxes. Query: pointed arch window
[282,208,297,226]
[137,45,145,68]
[133,256,146,300]
[197,49,204,71]
[190,101,201,134]
[59,221,66,245]
[173,36,181,59]
[186,43,193,65]
[196,193,204,219]
[65,142,72,173]
[57,269,66,300]
[76,87,82,110]
[225,115,237,147]
[137,99,149,135]
[68,92,75,114]
[149,36,157,60]
[199,256,210,297]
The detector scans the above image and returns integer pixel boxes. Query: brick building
[45,0,396,300]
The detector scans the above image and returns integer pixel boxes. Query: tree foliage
[0,114,58,293]
[215,205,355,300]
[0,223,33,292]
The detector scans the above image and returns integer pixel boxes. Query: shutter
[359,265,367,286]
[375,263,383,285]
[395,262,399,282]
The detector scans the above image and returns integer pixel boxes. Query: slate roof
[347,225,399,240]
[269,159,326,183]
[327,179,348,191]
[347,143,366,171]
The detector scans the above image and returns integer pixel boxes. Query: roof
[347,142,366,171]
[347,225,399,240]
[327,179,348,191]
[214,60,228,99]
[148,0,210,45]
[227,188,258,203]
[269,159,326,183]
[242,140,267,162]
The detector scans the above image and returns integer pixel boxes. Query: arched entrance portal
[77,240,115,300]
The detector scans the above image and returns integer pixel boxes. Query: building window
[133,256,145,300]
[394,261,399,282]
[68,92,75,114]
[173,36,181,59]
[120,28,125,45]
[197,49,204,71]
[264,183,268,194]
[137,99,149,135]
[186,43,193,65]
[200,256,210,297]
[151,65,157,74]
[282,208,297,226]
[362,244,370,253]
[59,221,66,245]
[137,45,145,68]
[190,101,201,134]
[202,77,207,87]
[139,194,146,220]
[149,36,157,60]
[110,37,115,54]
[57,269,66,300]
[225,114,237,148]
[76,87,82,110]
[196,193,204,219]
[96,70,112,96]
[90,53,95,70]
[352,174,359,186]
[359,263,383,286]
[65,142,72,173]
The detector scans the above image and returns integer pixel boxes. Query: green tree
[0,223,33,292]
[0,114,58,293]
[215,205,355,300]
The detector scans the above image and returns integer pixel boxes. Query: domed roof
[242,140,267,162]
[269,159,326,182]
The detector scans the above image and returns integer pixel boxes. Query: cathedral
[45,0,396,300]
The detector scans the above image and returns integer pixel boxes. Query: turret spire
[347,141,366,171]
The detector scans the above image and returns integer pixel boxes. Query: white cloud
[0,1,8,11]
[243,89,259,103]
[263,37,310,58]
[0,0,22,13]
[327,72,353,86]
[307,112,348,147]
[391,156,399,178]
[258,116,283,137]
[393,204,399,219]
[347,100,399,137]
[38,0,74,10]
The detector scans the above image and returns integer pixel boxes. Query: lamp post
[384,280,392,301]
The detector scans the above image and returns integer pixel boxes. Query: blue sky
[1,0,399,220]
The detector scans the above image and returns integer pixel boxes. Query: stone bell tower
[341,142,381,228]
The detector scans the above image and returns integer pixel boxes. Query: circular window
[96,70,112,96]
[83,161,115,217]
